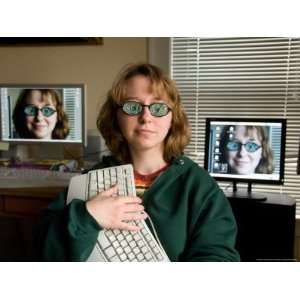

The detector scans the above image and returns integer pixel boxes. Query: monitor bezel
[204,117,287,185]
[0,83,87,146]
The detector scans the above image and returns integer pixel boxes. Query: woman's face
[117,75,172,157]
[226,126,263,175]
[24,90,58,139]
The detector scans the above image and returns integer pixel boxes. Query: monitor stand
[225,182,267,201]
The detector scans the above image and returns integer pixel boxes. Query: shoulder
[171,155,223,196]
[172,155,214,181]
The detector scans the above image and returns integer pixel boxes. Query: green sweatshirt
[35,155,240,261]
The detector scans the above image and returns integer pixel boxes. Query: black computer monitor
[0,84,86,144]
[204,118,286,200]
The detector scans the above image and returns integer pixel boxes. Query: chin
[237,170,252,175]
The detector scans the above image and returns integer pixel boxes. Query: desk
[0,186,65,261]
[226,192,296,261]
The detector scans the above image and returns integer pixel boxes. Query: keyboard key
[124,246,131,254]
[120,253,127,261]
[120,240,127,247]
[110,256,121,262]
[125,235,133,242]
[156,253,163,260]
[98,233,110,249]
[129,241,137,248]
[137,253,144,261]
[104,246,116,258]
[116,247,124,255]
[117,234,124,241]
[133,247,140,255]
[145,253,153,260]
[141,246,148,254]
[108,234,116,242]
[112,240,120,248]
[128,253,135,260]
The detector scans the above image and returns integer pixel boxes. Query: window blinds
[63,88,82,141]
[170,37,300,216]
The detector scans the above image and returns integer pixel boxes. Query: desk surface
[225,191,296,206]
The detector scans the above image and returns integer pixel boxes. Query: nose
[35,109,44,121]
[138,106,152,123]
[237,145,247,157]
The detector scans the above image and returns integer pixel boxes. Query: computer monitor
[0,84,86,145]
[204,118,286,200]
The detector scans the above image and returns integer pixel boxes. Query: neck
[130,148,168,175]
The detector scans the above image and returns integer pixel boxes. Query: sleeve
[34,190,102,261]
[182,174,240,262]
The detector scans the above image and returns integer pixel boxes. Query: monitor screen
[204,118,286,184]
[0,84,85,144]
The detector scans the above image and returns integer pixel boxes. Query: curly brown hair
[13,89,70,139]
[97,63,190,163]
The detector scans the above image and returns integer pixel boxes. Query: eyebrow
[231,138,258,143]
[123,97,165,102]
[26,104,56,108]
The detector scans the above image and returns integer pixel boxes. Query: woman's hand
[85,185,147,231]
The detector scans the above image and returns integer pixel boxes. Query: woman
[13,89,69,139]
[35,63,239,261]
[219,125,274,175]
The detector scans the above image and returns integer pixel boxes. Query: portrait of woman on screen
[218,125,274,175]
[12,89,70,140]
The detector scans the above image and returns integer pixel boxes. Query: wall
[0,38,147,131]
[148,38,170,74]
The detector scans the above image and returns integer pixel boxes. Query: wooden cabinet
[0,187,65,261]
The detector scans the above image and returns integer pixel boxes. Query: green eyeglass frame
[24,105,57,118]
[226,141,262,153]
[119,101,171,117]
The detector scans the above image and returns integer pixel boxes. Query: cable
[146,214,165,252]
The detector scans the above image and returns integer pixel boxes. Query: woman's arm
[34,190,101,261]
[182,181,240,262]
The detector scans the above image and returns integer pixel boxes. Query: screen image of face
[206,121,284,181]
[0,86,84,143]
[225,125,263,175]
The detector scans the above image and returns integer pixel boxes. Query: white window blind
[170,37,300,216]
[63,88,82,140]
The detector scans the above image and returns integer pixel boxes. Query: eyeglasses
[24,105,57,118]
[226,141,262,153]
[119,100,171,117]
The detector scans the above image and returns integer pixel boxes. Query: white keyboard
[0,167,79,188]
[67,164,170,262]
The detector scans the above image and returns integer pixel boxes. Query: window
[170,37,300,216]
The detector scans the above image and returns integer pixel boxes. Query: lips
[33,124,47,130]
[235,160,250,165]
[136,129,155,134]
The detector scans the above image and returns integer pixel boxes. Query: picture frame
[0,37,103,46]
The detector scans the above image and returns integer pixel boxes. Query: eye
[41,106,56,117]
[150,103,169,117]
[245,142,260,152]
[123,101,142,115]
[226,141,240,151]
[24,105,36,116]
